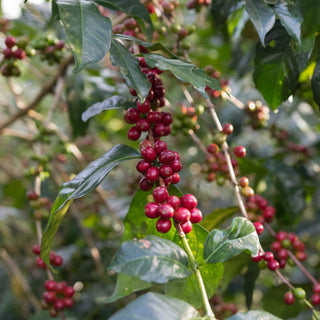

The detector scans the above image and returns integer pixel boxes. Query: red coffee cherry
[167,195,180,209]
[156,218,172,233]
[276,231,287,242]
[153,186,169,203]
[145,202,159,219]
[311,294,320,305]
[52,255,63,267]
[233,146,246,158]
[173,207,191,223]
[263,251,274,262]
[222,123,233,135]
[64,286,75,297]
[190,208,202,223]
[252,251,263,262]
[277,248,288,260]
[45,280,57,291]
[13,48,26,60]
[239,177,249,188]
[137,99,151,113]
[180,194,197,210]
[159,150,175,164]
[136,160,151,173]
[125,108,140,124]
[313,283,320,294]
[124,18,137,30]
[295,251,307,261]
[267,259,279,271]
[5,35,16,48]
[55,281,67,293]
[271,241,281,252]
[170,159,182,172]
[36,257,46,269]
[27,190,39,201]
[253,222,264,235]
[136,118,150,132]
[145,167,160,181]
[171,173,180,184]
[157,203,174,219]
[139,178,154,191]
[159,165,173,178]
[43,291,57,304]
[32,244,41,255]
[263,206,275,222]
[284,291,295,305]
[161,112,172,125]
[154,140,167,154]
[141,146,157,162]
[54,299,65,311]
[207,143,219,154]
[127,126,141,141]
[147,111,162,123]
[181,220,192,234]
[49,309,58,317]
[63,297,74,308]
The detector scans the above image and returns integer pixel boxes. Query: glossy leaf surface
[227,310,283,320]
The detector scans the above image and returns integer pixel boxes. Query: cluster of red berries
[171,104,202,135]
[252,250,280,271]
[204,65,230,98]
[32,35,65,65]
[32,244,63,269]
[210,295,237,319]
[27,189,52,220]
[145,188,202,234]
[158,0,179,19]
[1,35,27,77]
[125,58,167,141]
[41,280,75,317]
[245,100,270,129]
[187,0,211,10]
[112,18,146,41]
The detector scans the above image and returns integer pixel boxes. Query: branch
[0,54,74,133]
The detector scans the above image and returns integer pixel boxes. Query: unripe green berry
[186,24,196,34]
[281,239,291,248]
[171,23,181,33]
[293,288,306,300]
[147,194,154,203]
[258,260,267,269]
[213,133,227,145]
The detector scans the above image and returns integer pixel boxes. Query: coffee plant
[1,0,320,319]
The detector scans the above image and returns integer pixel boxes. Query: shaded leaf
[245,0,275,46]
[143,54,221,98]
[81,95,136,122]
[273,2,302,44]
[253,22,299,109]
[200,207,239,231]
[108,235,191,283]
[227,310,283,320]
[300,0,320,36]
[311,58,320,110]
[103,273,153,303]
[244,261,260,309]
[110,39,151,102]
[108,292,199,320]
[96,0,153,41]
[114,34,177,58]
[204,217,260,263]
[41,145,140,269]
[57,0,112,72]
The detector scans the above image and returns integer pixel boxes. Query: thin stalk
[177,225,217,320]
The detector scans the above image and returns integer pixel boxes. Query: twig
[0,54,74,133]
[1,128,33,141]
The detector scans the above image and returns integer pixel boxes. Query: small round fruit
[190,208,202,223]
[156,218,172,233]
[43,291,56,304]
[233,146,246,158]
[167,195,180,209]
[222,123,233,135]
[124,108,140,124]
[240,186,254,197]
[311,293,320,305]
[145,167,159,181]
[136,160,151,173]
[181,220,192,234]
[239,177,249,188]
[36,257,46,269]
[159,150,175,164]
[157,203,174,219]
[253,222,264,235]
[153,186,169,203]
[263,251,274,262]
[284,291,295,305]
[63,297,74,308]
[180,194,197,210]
[293,287,306,300]
[173,207,191,223]
[267,259,279,271]
[32,244,41,255]
[45,280,57,291]
[64,286,75,297]
[127,126,141,141]
[139,178,154,191]
[145,202,159,218]
[141,146,157,162]
[154,140,167,154]
[207,143,219,154]
[54,299,65,311]
[137,99,151,113]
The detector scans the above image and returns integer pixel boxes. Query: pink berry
[145,202,159,219]
[156,218,172,233]
[36,257,46,269]
[54,299,65,311]
[180,194,197,210]
[254,222,264,235]
[284,291,295,305]
[32,244,41,255]
[190,208,202,223]
[53,255,63,266]
[181,220,192,234]
[153,186,169,203]
[263,251,274,262]
[267,259,279,271]
[276,231,287,242]
[313,284,320,294]
[173,207,191,223]
[233,146,246,158]
[311,294,320,305]
[271,241,281,252]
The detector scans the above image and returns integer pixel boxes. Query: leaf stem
[177,224,217,320]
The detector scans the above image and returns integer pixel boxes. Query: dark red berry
[222,123,233,135]
[55,40,65,50]
[55,281,67,293]
[292,239,305,251]
[156,218,172,233]
[36,257,46,269]
[136,160,151,173]
[271,241,281,252]
[147,111,162,123]
[136,118,150,132]
[127,126,141,141]
[173,207,191,223]
[141,146,157,162]
[263,251,274,262]
[190,208,202,223]
[124,18,137,30]
[137,99,151,113]
[32,244,41,255]
[63,297,74,308]
[153,186,169,203]
[207,143,219,154]
[263,206,275,222]
[157,203,174,219]
[233,146,246,158]
[54,299,65,311]
[277,248,288,260]
[145,167,159,181]
[171,173,180,184]
[13,48,26,60]
[313,283,320,294]
[267,259,279,271]
[252,251,263,262]
[284,291,295,305]
[64,286,75,297]
[5,35,16,48]
[154,140,167,154]
[180,194,197,210]
[45,280,57,291]
[167,195,180,209]
[170,159,182,172]
[159,150,175,164]
[49,309,58,317]
[52,255,63,266]
[125,108,140,124]
[279,259,287,269]
[2,47,12,58]
[254,222,264,235]
[159,165,173,178]
[311,294,320,305]
[139,178,154,191]
[276,231,287,242]
[295,251,307,261]
[145,202,159,218]
[181,220,192,234]
[153,122,166,137]
[27,190,39,201]
[161,112,172,125]
[43,291,56,304]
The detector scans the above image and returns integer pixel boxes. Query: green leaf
[245,0,275,46]
[165,224,223,308]
[253,22,299,109]
[244,261,260,309]
[226,310,283,320]
[103,273,153,303]
[300,0,320,36]
[114,34,177,58]
[57,0,112,72]
[200,207,239,231]
[65,73,89,137]
[312,59,320,109]
[143,54,221,98]
[41,145,140,269]
[81,96,136,122]
[95,0,153,41]
[110,39,151,102]
[204,217,260,263]
[108,235,191,283]
[273,2,302,44]
[108,292,200,320]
